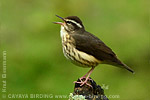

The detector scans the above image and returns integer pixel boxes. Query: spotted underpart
[60,26,100,68]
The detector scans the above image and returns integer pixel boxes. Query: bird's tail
[103,58,135,73]
[120,63,135,74]
[106,59,135,74]
[116,60,135,74]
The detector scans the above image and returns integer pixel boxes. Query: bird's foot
[74,77,92,87]
[74,67,95,88]
[79,75,92,81]
[79,76,86,81]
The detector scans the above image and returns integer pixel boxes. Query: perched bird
[54,15,134,86]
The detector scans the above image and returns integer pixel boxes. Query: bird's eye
[66,21,72,25]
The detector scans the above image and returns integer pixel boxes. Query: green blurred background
[0,0,149,100]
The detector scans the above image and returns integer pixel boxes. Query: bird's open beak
[53,15,65,25]
[56,15,65,21]
[53,22,64,25]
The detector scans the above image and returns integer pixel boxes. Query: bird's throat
[60,26,68,38]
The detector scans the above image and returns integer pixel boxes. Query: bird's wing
[71,31,119,64]
[71,31,134,73]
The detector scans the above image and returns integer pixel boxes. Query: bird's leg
[79,68,94,81]
[80,67,95,86]
[74,67,95,87]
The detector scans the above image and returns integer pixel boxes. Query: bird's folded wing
[71,31,134,73]
[71,32,119,63]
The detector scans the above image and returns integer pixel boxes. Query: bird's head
[54,15,84,32]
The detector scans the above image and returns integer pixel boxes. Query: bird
[54,15,134,86]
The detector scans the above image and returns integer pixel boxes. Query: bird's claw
[79,76,86,81]
[79,76,92,81]
[74,78,92,88]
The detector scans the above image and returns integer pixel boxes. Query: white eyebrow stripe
[65,19,82,28]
